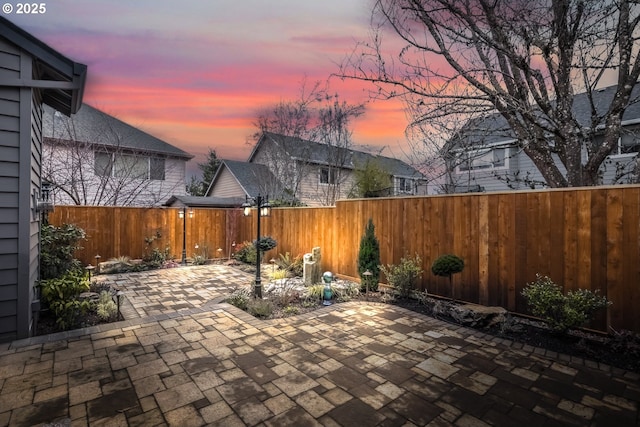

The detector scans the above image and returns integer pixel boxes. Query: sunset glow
[7,1,411,172]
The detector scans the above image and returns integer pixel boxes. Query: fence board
[48,185,640,333]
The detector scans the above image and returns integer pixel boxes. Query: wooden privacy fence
[49,185,640,333]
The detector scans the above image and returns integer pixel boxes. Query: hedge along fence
[49,185,640,334]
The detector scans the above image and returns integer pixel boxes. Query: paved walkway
[0,265,638,426]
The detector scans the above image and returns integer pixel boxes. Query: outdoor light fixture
[242,194,271,298]
[116,290,124,320]
[35,181,54,222]
[85,264,95,280]
[179,207,194,265]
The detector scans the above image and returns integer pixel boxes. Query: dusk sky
[6,1,410,174]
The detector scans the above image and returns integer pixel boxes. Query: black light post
[243,194,271,298]
[179,207,194,265]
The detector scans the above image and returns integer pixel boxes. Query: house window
[614,134,640,155]
[94,152,165,180]
[150,157,166,180]
[458,148,508,172]
[320,167,336,185]
[396,177,414,194]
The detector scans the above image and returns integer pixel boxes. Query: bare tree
[339,0,640,187]
[252,79,364,205]
[43,106,187,206]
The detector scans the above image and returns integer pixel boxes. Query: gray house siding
[0,39,23,340]
[24,88,43,338]
[0,17,86,342]
[452,145,572,192]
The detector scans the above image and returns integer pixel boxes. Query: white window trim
[396,177,414,194]
[94,151,166,181]
[607,136,640,158]
[319,167,336,185]
[456,147,510,174]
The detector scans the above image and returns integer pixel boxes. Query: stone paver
[0,264,638,426]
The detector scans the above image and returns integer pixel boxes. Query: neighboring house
[42,103,193,206]
[206,132,426,206]
[0,17,86,341]
[445,84,640,192]
[206,159,285,203]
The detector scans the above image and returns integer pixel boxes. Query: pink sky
[7,1,411,174]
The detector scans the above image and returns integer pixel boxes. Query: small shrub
[143,231,170,268]
[431,254,464,300]
[522,274,611,333]
[192,254,207,265]
[332,283,360,302]
[275,252,303,277]
[144,247,170,269]
[226,288,252,310]
[39,269,91,330]
[270,269,290,280]
[380,254,423,298]
[273,279,301,306]
[282,306,300,316]
[234,241,257,264]
[256,236,277,252]
[431,254,464,277]
[357,218,381,291]
[247,298,273,318]
[304,284,325,303]
[40,223,86,280]
[96,291,117,321]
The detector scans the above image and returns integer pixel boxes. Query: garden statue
[322,271,333,305]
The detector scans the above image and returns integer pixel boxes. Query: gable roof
[205,159,281,197]
[42,103,193,160]
[0,16,86,115]
[250,132,424,178]
[163,195,244,208]
[449,84,640,150]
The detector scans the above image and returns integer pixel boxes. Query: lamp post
[243,194,271,298]
[179,207,194,265]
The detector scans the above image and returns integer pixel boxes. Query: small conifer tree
[358,218,380,291]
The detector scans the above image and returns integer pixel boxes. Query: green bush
[40,223,86,280]
[192,254,207,265]
[226,288,252,310]
[304,284,325,303]
[270,269,290,280]
[234,237,277,265]
[96,291,117,321]
[522,274,611,333]
[381,254,423,298]
[357,218,381,291]
[39,269,91,330]
[431,254,464,300]
[143,231,170,268]
[331,283,361,302]
[234,241,257,264]
[431,254,464,277]
[256,236,277,252]
[275,252,304,277]
[283,305,300,316]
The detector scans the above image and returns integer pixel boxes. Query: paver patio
[0,265,638,426]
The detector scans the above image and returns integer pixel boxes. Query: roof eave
[0,17,87,116]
